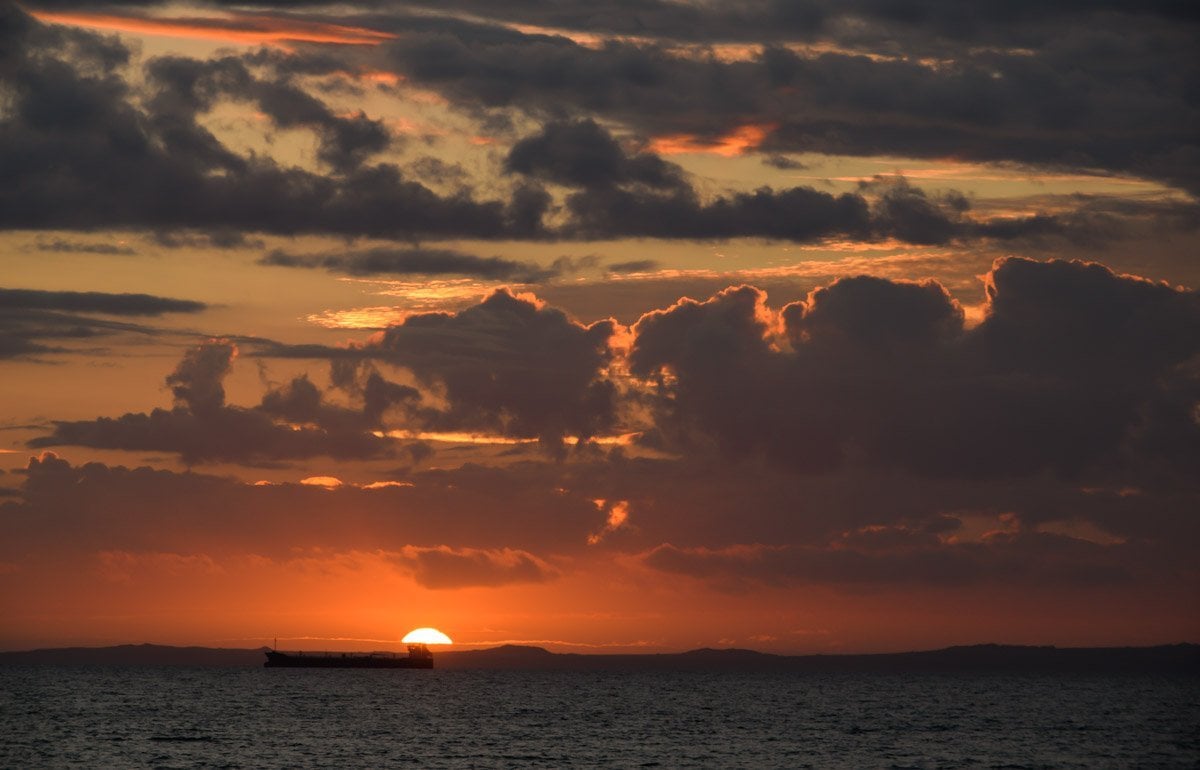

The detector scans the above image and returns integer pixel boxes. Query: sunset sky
[1,0,1197,654]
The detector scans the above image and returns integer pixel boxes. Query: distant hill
[0,643,267,667]
[436,643,1200,673]
[1,642,1196,673]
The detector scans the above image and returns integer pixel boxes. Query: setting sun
[402,627,453,645]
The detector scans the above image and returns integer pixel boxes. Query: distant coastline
[1,642,1196,673]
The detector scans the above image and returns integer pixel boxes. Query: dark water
[2,666,1197,768]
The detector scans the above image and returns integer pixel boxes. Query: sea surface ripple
[2,666,1197,768]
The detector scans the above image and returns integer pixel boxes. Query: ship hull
[264,650,433,669]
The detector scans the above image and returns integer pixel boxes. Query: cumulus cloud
[259,368,423,434]
[21,259,1199,486]
[166,341,235,415]
[30,341,395,463]
[631,258,1200,479]
[361,288,619,448]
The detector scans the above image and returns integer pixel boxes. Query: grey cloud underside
[2,6,1193,245]
[377,0,1200,48]
[0,8,525,240]
[0,286,206,360]
[505,120,1123,246]
[368,8,1200,195]
[260,247,569,282]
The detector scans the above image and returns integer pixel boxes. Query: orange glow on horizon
[29,9,397,48]
[649,123,777,157]
[5,542,1188,655]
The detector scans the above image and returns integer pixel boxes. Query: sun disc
[402,627,452,645]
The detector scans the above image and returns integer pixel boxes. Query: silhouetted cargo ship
[264,644,433,669]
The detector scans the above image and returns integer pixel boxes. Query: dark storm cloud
[260,246,564,282]
[30,341,394,463]
[0,286,206,360]
[631,258,1200,479]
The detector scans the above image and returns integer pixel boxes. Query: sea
[2,666,1197,768]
